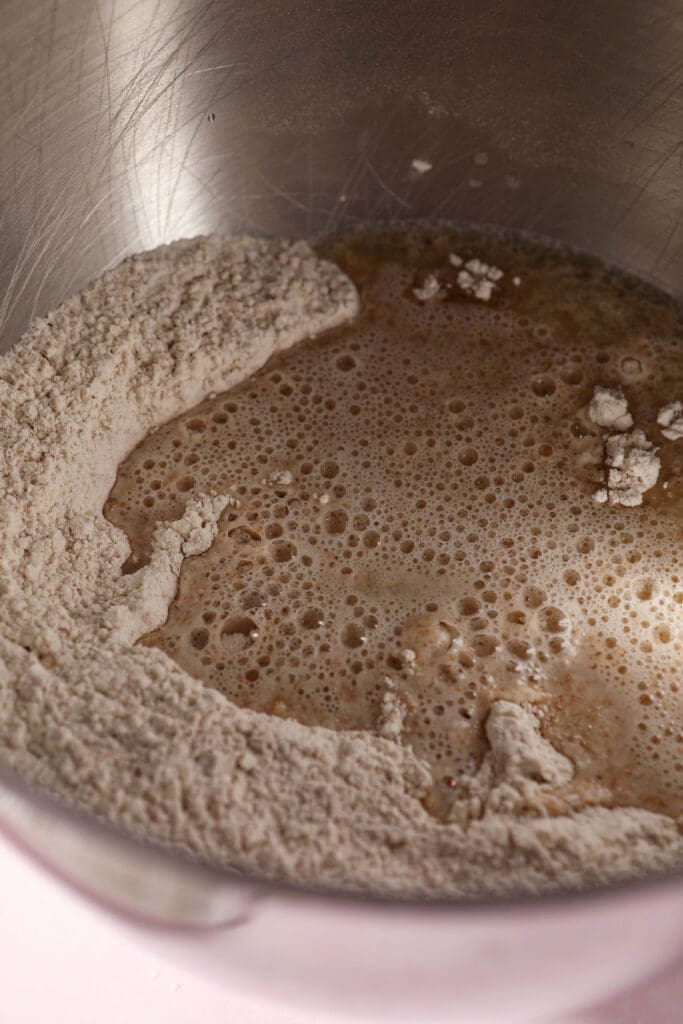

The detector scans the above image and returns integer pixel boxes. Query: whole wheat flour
[588,385,634,432]
[587,386,661,506]
[0,234,681,898]
[658,401,683,441]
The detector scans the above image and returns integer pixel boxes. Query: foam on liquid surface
[104,231,683,824]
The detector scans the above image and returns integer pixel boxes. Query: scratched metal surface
[0,0,682,349]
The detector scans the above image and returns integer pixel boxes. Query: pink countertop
[1,829,680,1024]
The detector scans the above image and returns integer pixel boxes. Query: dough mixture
[1,230,682,896]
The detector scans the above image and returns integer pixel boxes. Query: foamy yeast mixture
[105,232,683,828]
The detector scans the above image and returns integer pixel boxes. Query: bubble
[560,367,583,386]
[473,634,499,657]
[241,589,266,611]
[508,639,533,660]
[272,540,297,563]
[342,622,366,648]
[538,606,568,633]
[325,508,348,534]
[190,628,210,650]
[636,580,656,601]
[459,597,481,616]
[531,375,556,397]
[228,525,262,546]
[459,447,479,466]
[336,354,356,371]
[301,607,325,629]
[524,586,546,609]
[221,616,258,640]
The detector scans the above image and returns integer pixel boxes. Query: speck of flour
[0,234,680,898]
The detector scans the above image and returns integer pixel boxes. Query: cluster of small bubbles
[104,228,683,822]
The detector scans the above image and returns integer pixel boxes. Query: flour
[410,158,433,175]
[377,681,406,741]
[588,387,660,506]
[413,274,440,302]
[449,254,504,301]
[265,469,293,486]
[413,253,505,304]
[657,400,683,441]
[485,702,574,788]
[0,234,680,898]
[599,429,661,506]
[588,386,634,432]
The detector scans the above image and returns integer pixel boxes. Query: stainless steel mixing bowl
[1,2,683,1020]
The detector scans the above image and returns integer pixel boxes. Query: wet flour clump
[1,231,683,896]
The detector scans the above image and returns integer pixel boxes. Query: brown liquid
[104,230,683,823]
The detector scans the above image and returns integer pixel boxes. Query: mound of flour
[0,235,680,896]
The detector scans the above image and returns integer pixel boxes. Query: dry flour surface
[0,234,681,897]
